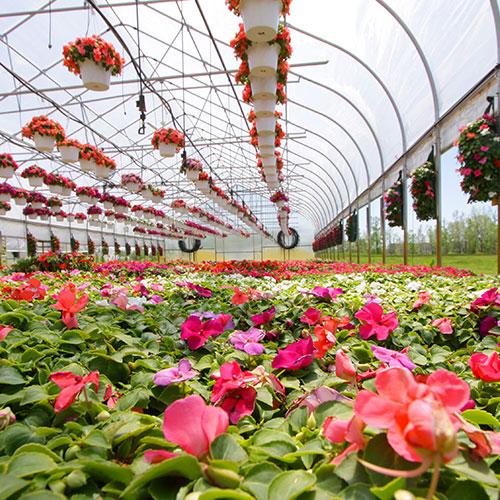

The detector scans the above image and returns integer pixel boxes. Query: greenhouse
[1,1,500,499]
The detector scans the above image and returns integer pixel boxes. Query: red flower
[272,336,315,370]
[51,288,88,329]
[301,307,322,325]
[355,302,399,340]
[49,371,99,413]
[469,352,500,382]
[231,286,249,304]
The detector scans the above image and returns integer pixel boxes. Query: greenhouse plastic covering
[0,0,498,251]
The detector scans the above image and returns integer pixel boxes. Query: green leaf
[314,401,353,426]
[267,470,316,500]
[334,451,370,485]
[288,407,308,432]
[210,434,248,464]
[115,387,151,411]
[0,366,27,385]
[21,386,49,405]
[446,480,489,500]
[198,489,254,500]
[76,458,133,485]
[7,452,58,477]
[242,462,282,500]
[121,455,203,499]
[446,451,499,485]
[370,477,406,500]
[461,409,500,427]
[0,423,45,455]
[60,330,86,344]
[0,474,28,500]
[340,484,377,500]
[18,492,66,500]
[314,465,344,498]
[83,430,110,449]
[250,441,297,461]
[13,444,61,463]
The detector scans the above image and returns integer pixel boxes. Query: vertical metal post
[435,127,443,267]
[367,203,371,264]
[356,202,360,264]
[381,182,386,264]
[403,158,409,265]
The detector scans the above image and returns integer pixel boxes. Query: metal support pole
[435,127,443,266]
[403,158,409,265]
[367,203,371,264]
[356,201,360,264]
[381,186,386,264]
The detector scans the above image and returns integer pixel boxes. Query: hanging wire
[135,0,146,134]
[47,0,52,49]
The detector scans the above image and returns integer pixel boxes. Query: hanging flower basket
[122,173,143,192]
[345,211,358,242]
[57,138,81,163]
[254,98,276,118]
[22,116,65,152]
[79,144,103,173]
[76,186,100,204]
[410,160,437,221]
[180,158,203,180]
[152,128,185,158]
[67,214,75,223]
[249,74,277,100]
[63,35,124,92]
[47,196,63,213]
[195,179,210,193]
[0,201,11,216]
[13,189,27,206]
[0,154,19,179]
[384,176,404,228]
[255,116,277,136]
[247,43,280,77]
[239,0,282,42]
[456,113,500,203]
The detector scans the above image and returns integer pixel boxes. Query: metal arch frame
[288,23,408,155]
[287,194,323,229]
[290,201,322,231]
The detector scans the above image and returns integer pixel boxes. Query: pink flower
[354,367,469,463]
[323,415,366,465]
[232,286,249,304]
[431,318,453,334]
[111,292,144,313]
[51,288,88,329]
[371,345,416,370]
[335,349,356,382]
[180,315,223,350]
[471,287,499,313]
[154,359,199,386]
[474,169,483,176]
[307,286,343,300]
[144,395,228,462]
[272,336,315,370]
[250,306,275,326]
[412,291,431,310]
[355,302,399,340]
[469,352,500,382]
[0,325,12,341]
[481,146,490,151]
[230,328,265,355]
[49,371,99,413]
[301,307,322,325]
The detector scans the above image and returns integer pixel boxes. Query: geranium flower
[323,414,366,465]
[250,306,275,326]
[232,286,249,304]
[49,371,99,413]
[230,328,265,355]
[154,359,199,386]
[371,345,417,370]
[412,291,431,309]
[272,336,315,370]
[355,302,398,340]
[354,367,469,464]
[0,325,12,341]
[144,395,228,463]
[335,350,356,382]
[51,288,89,329]
[180,315,223,350]
[469,352,500,382]
[301,307,322,325]
[431,318,453,334]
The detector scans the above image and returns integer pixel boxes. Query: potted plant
[67,212,75,223]
[55,210,67,222]
[0,183,13,203]
[62,35,124,91]
[0,154,19,179]
[87,205,102,221]
[410,160,437,221]
[122,173,143,192]
[47,196,63,214]
[12,188,28,206]
[152,128,185,158]
[70,235,80,252]
[79,144,103,173]
[27,232,37,256]
[456,113,500,203]
[44,173,63,195]
[75,212,87,223]
[143,207,155,220]
[100,193,117,210]
[87,237,95,255]
[21,165,47,188]
[345,211,358,242]
[36,207,51,221]
[22,115,65,152]
[23,205,37,220]
[105,209,115,221]
[50,234,61,253]
[96,155,116,179]
[57,138,82,163]
[27,192,47,210]
[0,201,11,216]
[76,186,100,204]
[269,190,289,207]
[113,196,129,214]
[180,158,203,181]
[131,204,145,218]
[114,241,120,255]
[384,176,404,228]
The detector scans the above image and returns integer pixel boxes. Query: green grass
[329,252,498,276]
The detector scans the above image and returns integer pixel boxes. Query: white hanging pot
[95,165,111,178]
[51,206,62,214]
[258,135,275,148]
[186,169,199,181]
[134,209,144,218]
[0,193,9,203]
[79,60,112,92]
[103,201,114,210]
[262,156,276,168]
[28,213,37,220]
[61,187,72,197]
[195,180,210,193]
[240,0,281,42]
[56,215,65,222]
[143,212,154,220]
[255,116,276,136]
[142,190,153,200]
[250,74,277,100]
[125,182,141,193]
[266,177,279,189]
[31,202,44,210]
[39,214,49,221]
[263,166,276,177]
[33,133,55,152]
[15,197,27,206]
[59,145,80,163]
[276,199,286,208]
[90,214,100,221]
[115,205,127,214]
[152,195,163,203]
[0,208,7,216]
[79,194,92,204]
[247,43,280,77]
[49,184,61,195]
[0,166,14,179]
[80,158,97,173]
[28,176,44,188]
[158,142,177,158]
[254,98,276,118]
[259,146,275,157]
[67,215,75,223]
[89,219,99,226]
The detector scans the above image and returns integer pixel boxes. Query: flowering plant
[456,113,500,202]
[113,196,129,209]
[114,241,120,255]
[345,210,357,242]
[0,154,19,171]
[23,205,35,216]
[74,213,87,221]
[135,243,141,256]
[76,186,100,198]
[87,237,95,255]
[151,128,185,151]
[131,204,145,214]
[27,232,37,256]
[0,182,14,195]
[0,201,11,212]
[171,199,186,209]
[180,158,203,174]
[56,138,82,149]
[142,184,165,199]
[270,190,289,203]
[410,160,436,221]
[125,242,131,256]
[121,173,143,187]
[27,192,47,205]
[50,234,61,253]
[12,188,27,201]
[21,165,46,179]
[63,35,124,76]
[79,144,105,164]
[384,177,404,228]
[100,193,117,205]
[102,240,109,256]
[22,116,65,142]
[70,236,80,252]
[46,196,62,208]
[36,207,52,217]
[101,155,117,171]
[225,0,291,16]
[87,205,102,216]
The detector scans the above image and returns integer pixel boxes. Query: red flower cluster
[151,128,185,150]
[22,116,65,142]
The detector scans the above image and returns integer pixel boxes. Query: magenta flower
[301,307,322,325]
[307,286,343,300]
[111,292,144,313]
[251,306,276,326]
[0,325,12,341]
[176,282,212,298]
[480,316,499,336]
[154,359,199,386]
[180,315,224,350]
[354,302,399,340]
[471,288,499,313]
[287,386,353,416]
[371,345,416,370]
[272,336,315,370]
[230,328,265,355]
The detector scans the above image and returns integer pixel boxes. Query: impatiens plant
[355,301,399,340]
[26,231,37,256]
[151,127,185,151]
[384,175,404,227]
[49,370,99,413]
[410,160,437,221]
[51,287,89,329]
[22,115,65,142]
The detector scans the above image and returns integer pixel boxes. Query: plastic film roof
[0,0,498,238]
